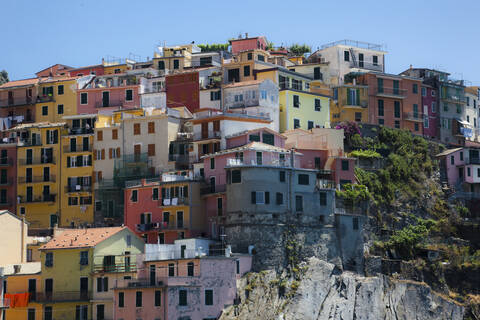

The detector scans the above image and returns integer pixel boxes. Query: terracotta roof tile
[0,78,39,89]
[39,227,125,250]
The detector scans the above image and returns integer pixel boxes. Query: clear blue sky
[1,0,479,85]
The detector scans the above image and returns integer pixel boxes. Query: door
[201,122,208,139]
[413,104,418,118]
[134,144,141,162]
[26,149,33,165]
[43,185,50,201]
[96,305,105,320]
[26,186,33,202]
[26,168,32,183]
[28,279,36,301]
[393,80,399,95]
[70,138,77,152]
[181,245,186,258]
[102,91,109,107]
[0,169,7,185]
[80,277,88,300]
[358,53,364,68]
[82,137,89,151]
[177,211,184,228]
[1,150,7,165]
[43,166,50,182]
[103,256,115,272]
[124,252,131,272]
[210,177,215,193]
[50,215,58,228]
[45,278,53,300]
[459,167,464,182]
[150,265,156,286]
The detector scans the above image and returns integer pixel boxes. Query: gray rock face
[221,258,464,320]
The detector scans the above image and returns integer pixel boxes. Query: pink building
[422,85,438,140]
[229,35,268,55]
[113,239,252,320]
[77,75,140,114]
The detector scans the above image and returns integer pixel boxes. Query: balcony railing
[93,263,137,273]
[65,185,92,193]
[376,87,407,98]
[340,98,368,108]
[36,96,55,103]
[403,112,425,122]
[144,248,202,262]
[0,297,10,308]
[225,157,292,168]
[18,175,56,183]
[136,222,183,232]
[168,154,190,163]
[95,99,128,108]
[159,197,189,207]
[19,157,55,165]
[176,132,193,141]
[349,61,383,72]
[18,194,56,203]
[0,96,35,108]
[0,158,13,166]
[194,131,221,141]
[68,128,94,135]
[113,276,201,289]
[441,93,467,104]
[466,158,480,165]
[200,184,226,195]
[17,139,43,147]
[33,291,91,302]
[63,145,93,153]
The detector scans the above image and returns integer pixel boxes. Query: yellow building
[59,115,96,228]
[103,63,131,75]
[279,90,331,132]
[13,123,63,233]
[223,49,271,84]
[3,262,42,320]
[330,85,369,124]
[36,77,78,123]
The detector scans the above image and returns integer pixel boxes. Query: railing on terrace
[94,99,128,108]
[441,93,467,104]
[33,291,91,302]
[0,157,13,166]
[93,263,137,273]
[145,248,200,261]
[320,40,384,51]
[376,87,407,97]
[65,185,92,193]
[18,194,56,203]
[0,96,35,108]
[18,157,55,165]
[159,197,189,207]
[193,131,221,141]
[349,61,383,72]
[18,175,55,183]
[113,276,200,289]
[36,96,55,103]
[226,157,292,168]
[136,222,183,232]
[200,184,226,195]
[63,145,93,153]
[403,112,425,122]
[68,127,94,135]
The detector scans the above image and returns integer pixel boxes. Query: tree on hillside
[288,44,311,56]
[0,70,8,85]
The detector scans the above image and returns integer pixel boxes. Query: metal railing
[93,263,137,273]
[18,157,55,165]
[403,112,425,122]
[136,222,182,232]
[376,87,407,97]
[200,184,226,195]
[18,194,56,203]
[65,185,92,193]
[0,157,13,166]
[225,157,291,168]
[63,145,93,153]
[320,40,384,51]
[193,131,221,141]
[36,96,55,103]
[159,197,189,206]
[441,93,467,104]
[68,128,94,135]
[349,61,383,72]
[17,139,43,147]
[0,96,35,108]
[18,175,56,183]
[33,291,91,302]
[340,98,368,108]
[95,99,128,108]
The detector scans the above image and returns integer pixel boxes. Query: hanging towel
[4,293,15,308]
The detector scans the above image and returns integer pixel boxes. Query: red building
[0,78,38,129]
[35,64,72,78]
[229,35,267,55]
[69,64,104,77]
[0,143,17,214]
[166,72,200,112]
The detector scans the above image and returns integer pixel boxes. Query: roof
[39,227,126,250]
[1,262,41,275]
[9,122,66,130]
[35,64,72,75]
[201,141,299,159]
[0,78,39,89]
[225,127,286,139]
[38,76,78,84]
[229,36,265,43]
[436,147,463,157]
[223,79,263,89]
[465,87,478,95]
[0,210,30,224]
[68,64,103,72]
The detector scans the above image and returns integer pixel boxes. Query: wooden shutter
[134,145,141,155]
[148,122,155,134]
[98,171,102,181]
[109,148,113,159]
[134,123,140,135]
[148,144,155,156]
[101,149,105,160]
[112,129,118,140]
[93,150,97,160]
[97,130,103,141]
[116,147,121,158]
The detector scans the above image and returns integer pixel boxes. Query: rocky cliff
[221,258,464,320]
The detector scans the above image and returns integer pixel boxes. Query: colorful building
[0,211,29,265]
[330,84,369,124]
[36,77,79,123]
[422,84,438,140]
[0,143,17,213]
[229,35,268,55]
[0,78,38,129]
[166,71,200,112]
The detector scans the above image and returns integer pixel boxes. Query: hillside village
[0,35,479,320]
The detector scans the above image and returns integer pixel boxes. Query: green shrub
[350,149,382,159]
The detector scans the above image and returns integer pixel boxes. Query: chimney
[410,64,413,70]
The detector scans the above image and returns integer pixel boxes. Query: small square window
[205,289,213,305]
[42,106,48,116]
[57,104,64,114]
[298,174,309,185]
[58,85,64,95]
[279,171,286,182]
[125,89,133,101]
[80,92,88,104]
[341,160,349,171]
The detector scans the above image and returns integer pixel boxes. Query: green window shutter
[356,89,360,105]
[347,89,351,105]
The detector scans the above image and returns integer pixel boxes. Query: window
[344,51,349,61]
[295,195,303,212]
[158,60,165,70]
[155,290,161,306]
[377,78,384,93]
[256,152,262,165]
[355,112,362,122]
[247,53,253,60]
[373,55,378,66]
[125,89,133,101]
[378,99,384,116]
[45,252,53,267]
[467,167,471,177]
[148,122,155,133]
[179,290,187,306]
[131,190,138,202]
[168,263,175,277]
[450,155,454,165]
[249,134,260,142]
[152,188,159,200]
[314,99,321,111]
[478,168,480,177]
[68,197,78,206]
[394,101,400,118]
[251,191,266,204]
[313,67,321,80]
[80,93,88,104]
[262,133,274,146]
[467,115,470,123]
[80,251,88,265]
[257,54,265,62]
[413,84,418,94]
[378,118,384,125]
[422,87,426,97]
[456,104,461,114]
[42,106,48,116]
[341,160,349,171]
[460,151,464,161]
[173,59,179,69]
[414,123,419,131]
[353,217,359,230]
[444,103,449,112]
[28,308,35,320]
[45,307,53,320]
[294,119,300,129]
[210,158,215,169]
[148,144,155,157]
[244,65,250,77]
[308,121,314,130]
[134,123,141,135]
[320,192,327,206]
[231,170,241,183]
[432,102,436,113]
[118,292,125,308]
[97,130,103,141]
[395,120,400,129]
[187,262,194,276]
[97,277,108,292]
[293,95,300,108]
[279,171,286,182]
[298,174,309,185]
[136,291,142,307]
[276,192,283,205]
[432,90,436,97]
[58,85,64,95]
[210,90,221,101]
[57,104,64,114]
[205,289,213,305]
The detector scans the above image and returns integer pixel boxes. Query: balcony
[349,61,383,72]
[65,185,92,193]
[18,175,56,183]
[168,154,190,163]
[441,93,467,104]
[225,157,292,168]
[95,99,127,108]
[19,157,55,166]
[193,131,221,141]
[403,112,425,122]
[93,263,137,273]
[136,222,183,232]
[68,127,94,135]
[34,291,91,302]
[159,197,189,207]
[200,184,226,195]
[17,139,43,147]
[466,158,480,165]
[18,194,56,204]
[376,87,407,99]
[0,96,35,108]
[36,96,55,103]
[63,145,93,153]
[176,132,193,141]
[340,98,368,108]
[0,157,13,166]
